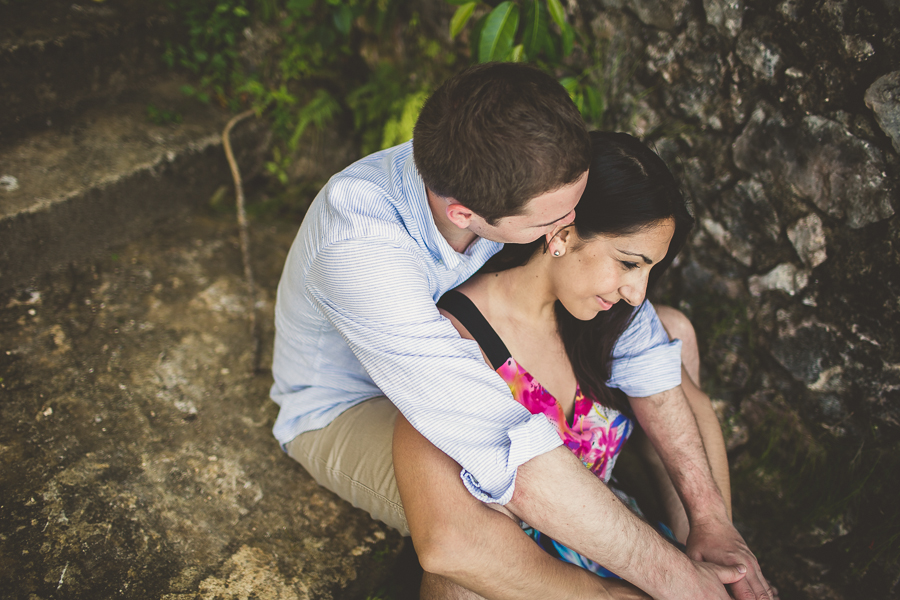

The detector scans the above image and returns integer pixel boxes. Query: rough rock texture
[581,0,899,597]
[733,106,893,228]
[0,214,405,599]
[866,71,900,153]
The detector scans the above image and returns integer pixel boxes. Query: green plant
[346,64,432,156]
[164,0,253,107]
[166,0,450,197]
[444,0,604,125]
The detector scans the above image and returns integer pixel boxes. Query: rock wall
[579,0,899,597]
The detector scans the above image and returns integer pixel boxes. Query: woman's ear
[546,226,572,257]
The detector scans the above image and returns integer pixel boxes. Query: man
[271,62,772,599]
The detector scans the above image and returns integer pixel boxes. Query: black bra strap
[437,290,512,371]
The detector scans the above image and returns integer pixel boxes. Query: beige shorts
[285,396,410,535]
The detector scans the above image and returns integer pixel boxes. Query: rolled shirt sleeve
[607,300,683,398]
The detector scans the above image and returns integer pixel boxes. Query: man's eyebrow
[617,249,653,264]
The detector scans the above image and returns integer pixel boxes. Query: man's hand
[687,515,775,600]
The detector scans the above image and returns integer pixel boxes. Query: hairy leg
[646,306,733,542]
[393,414,652,600]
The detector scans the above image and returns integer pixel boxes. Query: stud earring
[553,250,561,256]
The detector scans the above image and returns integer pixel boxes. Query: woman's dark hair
[481,131,694,413]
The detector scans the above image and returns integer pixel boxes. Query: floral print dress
[497,355,637,578]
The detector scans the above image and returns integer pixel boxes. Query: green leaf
[469,13,488,59]
[559,77,583,113]
[581,84,604,124]
[508,43,525,62]
[522,0,548,60]
[559,76,577,93]
[450,2,477,39]
[233,6,249,17]
[333,4,353,35]
[561,21,574,56]
[478,2,520,63]
[546,0,566,29]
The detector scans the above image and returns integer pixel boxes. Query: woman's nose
[620,274,648,306]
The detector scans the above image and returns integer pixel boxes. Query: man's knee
[654,305,696,345]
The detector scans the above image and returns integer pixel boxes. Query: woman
[395,131,734,599]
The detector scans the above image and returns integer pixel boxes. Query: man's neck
[426,188,478,253]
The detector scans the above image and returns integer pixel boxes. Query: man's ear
[446,202,476,229]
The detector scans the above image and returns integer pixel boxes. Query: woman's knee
[654,305,696,345]
[655,305,700,385]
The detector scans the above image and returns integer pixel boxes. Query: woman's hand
[687,515,776,600]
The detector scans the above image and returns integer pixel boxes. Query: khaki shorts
[285,396,410,535]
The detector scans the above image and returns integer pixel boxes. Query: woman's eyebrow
[617,249,653,264]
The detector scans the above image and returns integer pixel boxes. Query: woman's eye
[621,261,639,270]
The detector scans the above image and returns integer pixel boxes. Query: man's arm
[629,385,774,600]
[504,446,746,600]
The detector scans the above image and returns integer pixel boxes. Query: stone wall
[577,0,899,597]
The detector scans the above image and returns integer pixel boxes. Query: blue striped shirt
[271,141,683,504]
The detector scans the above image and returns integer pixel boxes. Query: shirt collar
[401,151,501,271]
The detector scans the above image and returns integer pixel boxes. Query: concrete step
[0,212,408,599]
[0,75,270,292]
[0,0,178,136]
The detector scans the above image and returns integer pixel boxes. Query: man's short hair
[413,62,591,225]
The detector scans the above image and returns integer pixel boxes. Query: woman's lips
[596,296,613,310]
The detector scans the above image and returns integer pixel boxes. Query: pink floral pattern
[497,357,632,483]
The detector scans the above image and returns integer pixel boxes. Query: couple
[271,62,774,599]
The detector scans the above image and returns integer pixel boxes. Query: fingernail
[738,565,747,574]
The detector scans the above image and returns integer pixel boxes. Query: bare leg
[421,572,488,600]
[646,306,732,543]
[393,414,652,600]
